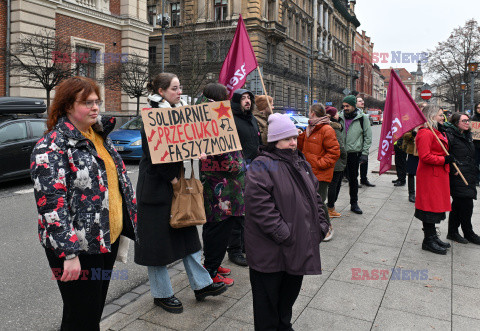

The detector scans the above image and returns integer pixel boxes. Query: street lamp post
[460,82,466,113]
[468,62,478,112]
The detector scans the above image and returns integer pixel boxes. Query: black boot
[422,236,447,255]
[408,175,415,202]
[434,235,451,248]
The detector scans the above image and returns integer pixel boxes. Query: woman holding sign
[444,113,480,244]
[415,105,452,255]
[135,73,226,314]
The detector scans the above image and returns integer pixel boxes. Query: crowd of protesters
[29,72,480,330]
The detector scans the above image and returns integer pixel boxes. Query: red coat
[415,127,451,213]
[297,124,340,183]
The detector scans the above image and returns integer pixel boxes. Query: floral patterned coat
[30,116,137,259]
[201,151,245,222]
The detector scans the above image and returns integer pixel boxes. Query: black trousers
[394,144,407,182]
[360,159,369,182]
[45,239,119,331]
[327,170,343,209]
[249,268,303,331]
[448,197,475,237]
[423,222,436,238]
[346,152,361,204]
[202,216,237,277]
[227,216,245,256]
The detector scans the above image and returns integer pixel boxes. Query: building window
[76,46,97,79]
[287,87,291,107]
[148,5,156,25]
[296,57,299,73]
[170,44,180,64]
[267,0,275,21]
[267,42,276,63]
[206,40,229,62]
[296,20,299,40]
[214,0,228,21]
[302,59,305,73]
[288,54,292,70]
[149,46,157,64]
[170,2,180,27]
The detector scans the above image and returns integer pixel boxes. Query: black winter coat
[444,124,477,199]
[134,99,201,266]
[231,89,262,163]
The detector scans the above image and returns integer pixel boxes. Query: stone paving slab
[372,307,451,330]
[293,307,372,330]
[381,280,451,321]
[308,279,385,322]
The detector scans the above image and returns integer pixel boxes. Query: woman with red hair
[31,76,137,330]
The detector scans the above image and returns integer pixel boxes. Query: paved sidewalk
[101,155,480,330]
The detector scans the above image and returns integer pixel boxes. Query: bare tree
[7,29,74,110]
[425,19,480,111]
[166,13,235,100]
[105,54,153,115]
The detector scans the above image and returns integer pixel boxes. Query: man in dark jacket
[228,88,261,266]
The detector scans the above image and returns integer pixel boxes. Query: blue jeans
[147,250,213,298]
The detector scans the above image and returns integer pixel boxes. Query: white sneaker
[323,225,334,242]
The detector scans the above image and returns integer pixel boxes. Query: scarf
[306,116,330,137]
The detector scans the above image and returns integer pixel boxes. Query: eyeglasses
[171,86,183,92]
[460,119,470,123]
[76,100,103,108]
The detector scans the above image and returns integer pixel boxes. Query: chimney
[349,0,356,12]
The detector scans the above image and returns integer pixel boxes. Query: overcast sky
[354,0,479,77]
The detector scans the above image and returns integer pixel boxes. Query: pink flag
[218,15,258,98]
[377,69,427,175]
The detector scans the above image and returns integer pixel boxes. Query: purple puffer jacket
[244,147,329,275]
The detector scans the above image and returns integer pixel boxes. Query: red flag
[377,69,427,175]
[219,15,258,98]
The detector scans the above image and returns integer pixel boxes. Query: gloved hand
[359,154,368,164]
[444,155,455,164]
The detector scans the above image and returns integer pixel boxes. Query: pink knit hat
[267,113,298,143]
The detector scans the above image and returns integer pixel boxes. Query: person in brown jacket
[253,95,273,145]
[298,103,340,241]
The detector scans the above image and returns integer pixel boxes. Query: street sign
[313,100,318,104]
[342,88,351,95]
[325,102,332,106]
[420,90,432,100]
[305,95,308,102]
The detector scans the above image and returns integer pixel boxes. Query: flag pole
[256,66,273,114]
[426,123,468,185]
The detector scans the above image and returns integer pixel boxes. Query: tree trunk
[46,89,51,114]
[136,96,140,116]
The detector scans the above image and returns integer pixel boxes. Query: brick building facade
[1,0,151,112]
[148,0,360,112]
[352,29,373,97]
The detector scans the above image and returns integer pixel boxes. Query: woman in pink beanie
[244,113,330,330]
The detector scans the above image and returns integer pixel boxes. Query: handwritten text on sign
[472,121,480,140]
[141,101,242,163]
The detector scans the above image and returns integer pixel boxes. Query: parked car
[289,115,309,131]
[0,97,47,183]
[367,109,383,125]
[108,116,143,160]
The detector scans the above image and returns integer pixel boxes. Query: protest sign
[141,101,242,163]
[472,121,480,140]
